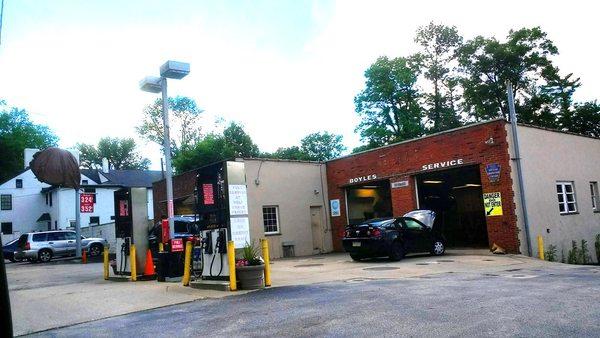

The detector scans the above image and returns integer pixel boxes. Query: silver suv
[15,230,108,263]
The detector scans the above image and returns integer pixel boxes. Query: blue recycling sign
[485,163,501,183]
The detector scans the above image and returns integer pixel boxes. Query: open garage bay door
[346,180,393,225]
[416,165,488,248]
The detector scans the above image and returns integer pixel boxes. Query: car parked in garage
[342,210,445,261]
[14,230,109,263]
[3,238,22,263]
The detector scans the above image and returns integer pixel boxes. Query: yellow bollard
[537,235,545,260]
[260,238,271,287]
[158,242,164,253]
[182,241,193,286]
[227,241,237,291]
[130,244,137,281]
[103,246,109,280]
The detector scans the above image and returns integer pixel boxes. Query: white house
[0,149,162,243]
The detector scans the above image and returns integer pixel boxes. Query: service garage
[326,119,520,253]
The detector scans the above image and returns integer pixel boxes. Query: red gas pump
[161,219,170,245]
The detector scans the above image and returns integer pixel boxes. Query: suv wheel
[38,249,53,263]
[349,253,363,261]
[89,244,103,257]
[431,240,445,256]
[389,242,405,261]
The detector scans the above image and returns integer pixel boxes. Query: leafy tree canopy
[0,101,58,182]
[299,132,345,161]
[76,137,150,170]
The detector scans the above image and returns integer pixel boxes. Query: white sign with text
[228,184,249,216]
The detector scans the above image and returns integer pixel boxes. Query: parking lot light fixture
[139,60,190,240]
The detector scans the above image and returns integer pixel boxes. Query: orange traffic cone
[143,249,155,276]
[82,249,87,264]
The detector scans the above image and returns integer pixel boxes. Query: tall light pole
[140,61,190,240]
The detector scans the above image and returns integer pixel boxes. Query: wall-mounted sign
[330,199,341,217]
[485,163,501,183]
[391,180,409,189]
[349,174,377,184]
[171,238,184,252]
[118,199,129,217]
[422,158,464,171]
[202,183,215,205]
[228,185,248,215]
[483,192,503,216]
[230,217,251,248]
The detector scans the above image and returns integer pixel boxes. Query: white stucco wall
[508,124,600,261]
[244,159,332,258]
[0,170,49,243]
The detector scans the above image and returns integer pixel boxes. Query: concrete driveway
[6,250,552,336]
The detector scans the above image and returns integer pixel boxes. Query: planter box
[236,265,265,290]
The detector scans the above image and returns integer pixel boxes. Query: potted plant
[235,241,264,290]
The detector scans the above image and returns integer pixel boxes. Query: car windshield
[4,238,18,246]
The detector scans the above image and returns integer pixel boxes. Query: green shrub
[580,239,591,264]
[567,241,579,264]
[545,245,557,262]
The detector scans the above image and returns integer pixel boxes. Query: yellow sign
[483,192,503,216]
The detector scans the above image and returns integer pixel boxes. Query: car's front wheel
[88,244,103,257]
[38,249,53,263]
[389,242,405,261]
[431,240,445,256]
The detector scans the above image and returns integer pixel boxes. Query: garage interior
[345,180,393,225]
[416,165,489,248]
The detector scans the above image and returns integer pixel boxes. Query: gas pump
[195,161,250,281]
[113,187,149,277]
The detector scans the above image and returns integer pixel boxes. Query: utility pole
[75,188,82,258]
[0,0,5,46]
[161,77,175,239]
[507,82,532,256]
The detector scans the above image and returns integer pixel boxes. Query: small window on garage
[591,182,599,212]
[557,181,577,214]
[1,222,12,234]
[15,179,23,188]
[1,195,12,210]
[89,216,100,225]
[263,206,280,234]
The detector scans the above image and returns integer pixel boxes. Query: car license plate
[352,242,361,247]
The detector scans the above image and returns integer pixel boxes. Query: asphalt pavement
[30,264,600,337]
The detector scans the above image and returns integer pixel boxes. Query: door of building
[310,206,324,253]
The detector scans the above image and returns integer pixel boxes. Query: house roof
[99,170,163,188]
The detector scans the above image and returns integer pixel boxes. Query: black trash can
[156,252,184,282]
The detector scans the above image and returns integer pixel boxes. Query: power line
[0,0,4,46]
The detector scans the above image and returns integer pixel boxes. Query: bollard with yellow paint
[130,244,137,281]
[537,235,545,260]
[103,246,109,280]
[260,238,271,287]
[182,241,193,286]
[158,242,164,253]
[227,241,237,291]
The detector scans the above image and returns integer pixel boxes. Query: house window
[15,179,22,188]
[82,179,88,185]
[84,187,97,203]
[1,195,12,210]
[89,216,100,225]
[591,182,599,212]
[557,182,577,214]
[49,192,53,206]
[45,193,49,205]
[262,206,280,234]
[1,222,12,234]
[69,220,76,228]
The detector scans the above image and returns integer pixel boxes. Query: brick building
[326,119,600,259]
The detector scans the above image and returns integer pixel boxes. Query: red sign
[202,183,214,205]
[171,238,184,252]
[119,200,129,217]
[161,219,170,244]
[80,193,94,213]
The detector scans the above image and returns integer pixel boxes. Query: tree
[300,132,345,161]
[76,137,150,170]
[172,122,260,173]
[354,56,425,149]
[264,146,310,161]
[0,101,58,182]
[457,27,559,124]
[414,22,463,132]
[136,96,203,153]
[566,101,600,138]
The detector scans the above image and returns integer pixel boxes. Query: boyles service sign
[349,174,377,184]
[422,158,464,171]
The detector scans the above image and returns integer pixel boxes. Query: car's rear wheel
[349,253,363,261]
[38,249,53,263]
[89,244,103,257]
[431,240,445,256]
[389,242,405,261]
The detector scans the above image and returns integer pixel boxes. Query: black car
[343,210,445,261]
[2,238,22,263]
[148,216,199,257]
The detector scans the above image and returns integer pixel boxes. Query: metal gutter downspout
[507,82,532,257]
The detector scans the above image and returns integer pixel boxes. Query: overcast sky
[1,0,598,169]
